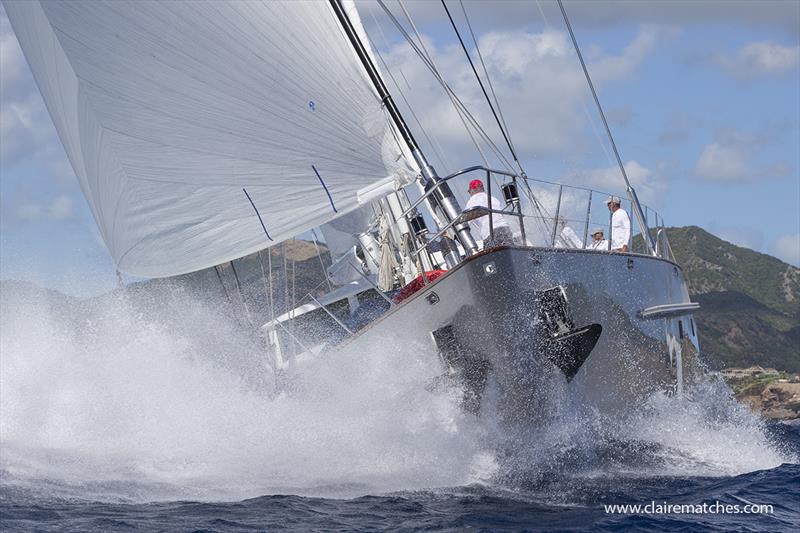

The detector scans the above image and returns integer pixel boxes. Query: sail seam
[242,187,274,241]
[312,165,338,213]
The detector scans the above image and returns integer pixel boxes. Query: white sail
[319,1,418,287]
[4,0,414,277]
[320,205,377,285]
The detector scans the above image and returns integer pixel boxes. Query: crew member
[587,228,608,250]
[464,179,513,246]
[607,196,630,252]
[555,216,583,249]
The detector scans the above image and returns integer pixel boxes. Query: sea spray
[490,376,794,496]
[0,281,489,501]
[625,378,794,476]
[0,281,794,504]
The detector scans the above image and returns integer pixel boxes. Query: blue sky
[1,0,798,296]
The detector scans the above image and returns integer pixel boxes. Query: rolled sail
[4,0,414,277]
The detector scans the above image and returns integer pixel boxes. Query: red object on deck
[392,270,447,304]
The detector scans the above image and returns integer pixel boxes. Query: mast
[328,0,478,255]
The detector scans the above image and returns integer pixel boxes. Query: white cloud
[0,12,24,83]
[358,1,800,37]
[576,160,667,206]
[378,26,660,169]
[522,160,667,238]
[715,41,800,80]
[0,7,71,171]
[695,142,751,182]
[14,202,43,221]
[590,26,662,81]
[12,194,75,222]
[0,7,81,232]
[48,195,74,221]
[693,129,792,183]
[774,234,800,266]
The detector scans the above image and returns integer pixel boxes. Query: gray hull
[339,246,702,427]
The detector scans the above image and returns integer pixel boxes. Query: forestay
[4,0,415,277]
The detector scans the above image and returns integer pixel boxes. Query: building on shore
[721,366,780,380]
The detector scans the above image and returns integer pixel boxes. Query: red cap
[468,179,483,191]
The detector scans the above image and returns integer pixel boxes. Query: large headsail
[4,0,414,277]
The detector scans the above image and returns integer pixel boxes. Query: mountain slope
[665,226,799,372]
[666,226,799,317]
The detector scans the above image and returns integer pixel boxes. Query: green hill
[664,226,799,372]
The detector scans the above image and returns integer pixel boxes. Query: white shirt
[587,238,608,250]
[464,191,510,240]
[610,208,631,250]
[556,226,583,249]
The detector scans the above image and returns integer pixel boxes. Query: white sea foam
[490,376,794,492]
[0,282,793,502]
[624,378,794,476]
[0,282,489,501]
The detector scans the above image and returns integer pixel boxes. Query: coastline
[722,366,800,422]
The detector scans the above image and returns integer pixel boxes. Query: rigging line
[555,1,631,197]
[448,0,545,219]
[257,249,275,324]
[281,241,289,314]
[365,12,453,172]
[215,265,247,331]
[376,0,514,171]
[453,0,520,198]
[290,251,297,350]
[498,0,608,226]
[310,228,334,292]
[395,0,491,169]
[214,265,233,303]
[533,0,616,170]
[267,248,275,323]
[459,0,516,163]
[229,260,255,327]
[367,9,439,157]
[441,0,523,173]
[281,241,296,358]
[556,0,653,253]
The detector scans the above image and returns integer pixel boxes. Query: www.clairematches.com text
[604,501,774,515]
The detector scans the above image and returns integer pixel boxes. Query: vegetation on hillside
[667,226,799,317]
[664,226,799,372]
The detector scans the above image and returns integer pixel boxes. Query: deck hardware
[483,261,497,275]
[531,255,541,265]
[638,302,700,319]
[409,210,428,237]
[534,286,602,381]
[426,292,440,305]
[627,258,634,269]
[501,182,519,206]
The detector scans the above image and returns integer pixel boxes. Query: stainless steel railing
[404,165,674,262]
[266,165,677,350]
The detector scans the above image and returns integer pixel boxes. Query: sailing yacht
[5,0,702,428]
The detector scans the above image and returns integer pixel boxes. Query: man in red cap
[463,179,513,247]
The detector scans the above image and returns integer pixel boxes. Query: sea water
[1,282,798,531]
